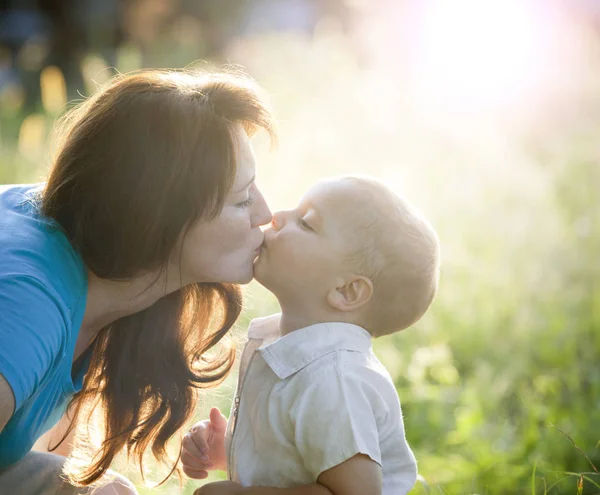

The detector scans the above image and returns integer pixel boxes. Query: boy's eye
[299,218,313,231]
[235,198,253,209]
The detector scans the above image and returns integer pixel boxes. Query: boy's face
[253,179,356,304]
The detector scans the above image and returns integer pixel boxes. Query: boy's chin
[252,260,269,286]
[253,263,282,294]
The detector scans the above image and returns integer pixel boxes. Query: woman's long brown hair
[40,70,274,485]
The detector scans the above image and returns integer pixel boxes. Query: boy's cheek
[273,237,302,258]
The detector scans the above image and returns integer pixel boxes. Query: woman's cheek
[223,212,248,246]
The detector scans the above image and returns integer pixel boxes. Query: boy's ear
[327,275,374,312]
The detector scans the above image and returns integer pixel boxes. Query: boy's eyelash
[299,218,313,231]
[236,198,253,209]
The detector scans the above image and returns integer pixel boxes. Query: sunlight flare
[412,0,556,112]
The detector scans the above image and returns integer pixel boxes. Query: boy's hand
[194,481,244,495]
[182,407,228,479]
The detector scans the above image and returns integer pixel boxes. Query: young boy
[182,176,440,495]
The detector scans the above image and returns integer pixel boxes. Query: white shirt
[225,314,417,494]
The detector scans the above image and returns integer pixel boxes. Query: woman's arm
[32,407,77,457]
[0,373,15,434]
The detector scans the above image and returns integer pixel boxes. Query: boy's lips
[254,240,266,255]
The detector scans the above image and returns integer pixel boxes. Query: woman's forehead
[231,129,257,191]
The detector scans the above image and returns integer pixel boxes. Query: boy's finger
[182,450,213,468]
[209,407,228,432]
[182,464,209,480]
[189,424,210,455]
[183,433,210,462]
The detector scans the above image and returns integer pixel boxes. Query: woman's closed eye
[235,197,254,209]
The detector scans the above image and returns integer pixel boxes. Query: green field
[1,27,599,495]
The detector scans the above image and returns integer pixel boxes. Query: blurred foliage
[1,1,600,494]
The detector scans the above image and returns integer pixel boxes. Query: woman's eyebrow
[235,175,255,193]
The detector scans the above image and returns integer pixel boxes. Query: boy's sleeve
[288,364,387,479]
[0,275,67,411]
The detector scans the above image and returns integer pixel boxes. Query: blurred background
[1,0,599,493]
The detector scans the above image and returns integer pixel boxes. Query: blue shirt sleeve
[0,275,68,411]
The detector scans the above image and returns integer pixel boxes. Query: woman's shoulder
[0,183,86,303]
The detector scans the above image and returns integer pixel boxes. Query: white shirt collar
[247,313,282,341]
[248,314,373,379]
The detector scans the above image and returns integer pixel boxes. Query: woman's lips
[253,242,265,256]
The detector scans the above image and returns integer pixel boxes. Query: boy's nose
[271,210,286,231]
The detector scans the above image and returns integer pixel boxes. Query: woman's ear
[327,275,374,312]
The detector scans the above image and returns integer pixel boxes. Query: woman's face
[175,125,272,285]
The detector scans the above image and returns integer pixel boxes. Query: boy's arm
[243,485,332,495]
[194,482,333,495]
[194,454,380,495]
[317,454,382,495]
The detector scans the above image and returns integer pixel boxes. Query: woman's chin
[228,253,265,284]
[236,268,255,285]
[252,259,267,285]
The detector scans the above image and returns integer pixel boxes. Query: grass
[1,27,599,494]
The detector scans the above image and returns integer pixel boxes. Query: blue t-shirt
[0,184,88,467]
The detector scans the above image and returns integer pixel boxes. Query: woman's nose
[251,187,273,228]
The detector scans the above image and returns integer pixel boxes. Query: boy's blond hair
[340,176,440,337]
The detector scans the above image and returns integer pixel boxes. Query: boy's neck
[278,303,360,337]
[279,311,323,337]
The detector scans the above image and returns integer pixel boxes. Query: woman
[0,70,274,494]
